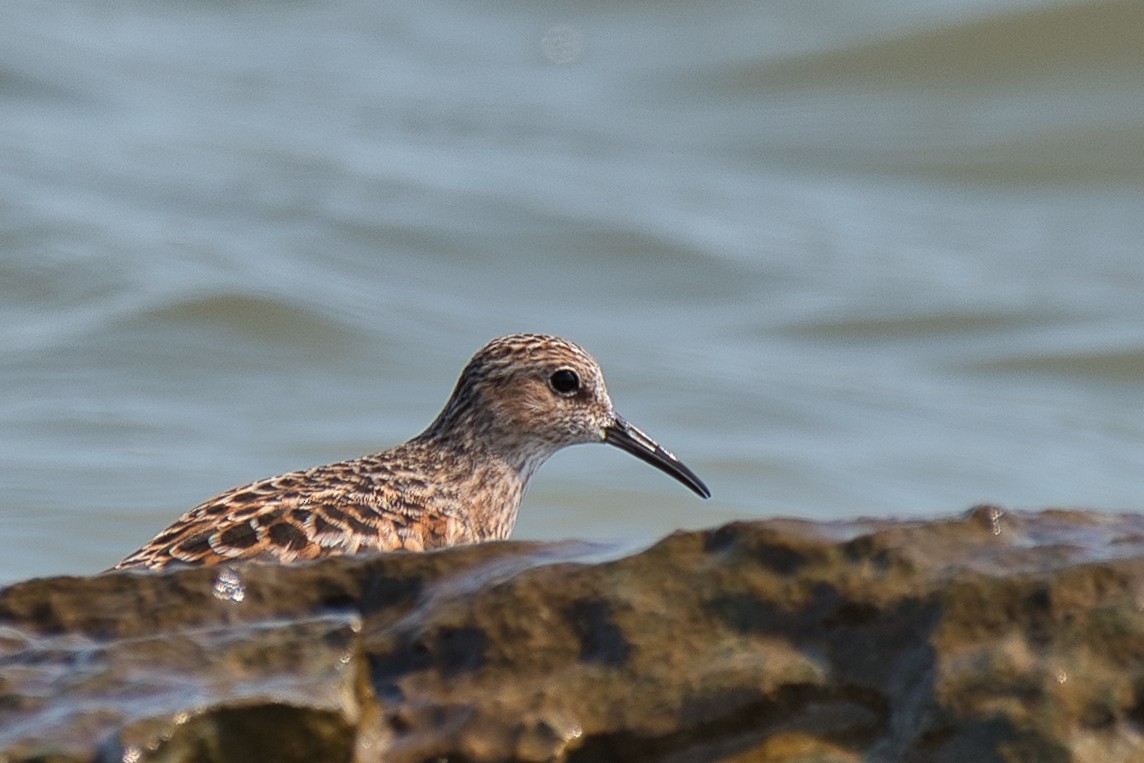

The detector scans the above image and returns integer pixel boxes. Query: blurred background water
[2,0,1143,583]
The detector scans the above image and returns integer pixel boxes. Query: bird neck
[384,431,530,542]
[409,424,553,486]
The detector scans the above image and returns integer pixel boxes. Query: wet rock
[5,507,1144,762]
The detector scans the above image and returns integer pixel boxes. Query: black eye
[549,368,581,395]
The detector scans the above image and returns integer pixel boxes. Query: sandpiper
[114,333,710,570]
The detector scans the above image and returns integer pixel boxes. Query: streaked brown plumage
[114,333,709,570]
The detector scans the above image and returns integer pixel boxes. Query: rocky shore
[4,506,1144,762]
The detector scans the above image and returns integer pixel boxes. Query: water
[2,0,1143,583]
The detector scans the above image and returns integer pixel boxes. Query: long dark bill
[603,415,711,499]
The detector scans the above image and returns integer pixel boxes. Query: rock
[5,507,1144,762]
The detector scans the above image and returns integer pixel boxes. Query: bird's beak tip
[603,417,710,499]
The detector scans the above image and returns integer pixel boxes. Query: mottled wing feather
[110,338,562,572]
[113,461,468,570]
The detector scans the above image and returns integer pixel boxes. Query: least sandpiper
[114,333,709,570]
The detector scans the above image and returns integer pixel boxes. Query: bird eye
[548,368,581,395]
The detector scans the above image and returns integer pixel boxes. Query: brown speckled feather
[114,334,709,571]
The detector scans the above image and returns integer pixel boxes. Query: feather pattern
[114,334,709,570]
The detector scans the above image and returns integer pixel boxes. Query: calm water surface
[2,0,1144,582]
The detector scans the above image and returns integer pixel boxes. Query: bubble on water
[212,567,246,603]
[540,24,583,65]
[987,506,1004,536]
